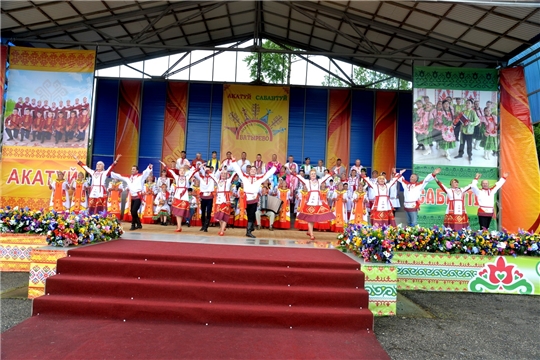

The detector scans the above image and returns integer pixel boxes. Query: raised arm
[104,154,122,176]
[260,165,277,183]
[388,169,406,187]
[141,164,153,182]
[360,174,375,189]
[471,173,481,196]
[435,177,449,194]
[110,171,129,183]
[493,173,509,193]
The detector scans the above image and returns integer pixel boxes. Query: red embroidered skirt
[443,213,469,230]
[213,202,231,222]
[370,210,396,227]
[172,199,190,218]
[297,203,335,223]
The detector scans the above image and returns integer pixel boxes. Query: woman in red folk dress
[435,177,473,230]
[160,161,196,232]
[292,169,335,240]
[314,182,331,231]
[361,169,405,227]
[208,169,235,236]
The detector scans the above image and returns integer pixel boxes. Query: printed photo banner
[161,81,188,166]
[499,67,540,233]
[1,47,96,210]
[326,89,351,173]
[412,66,500,229]
[221,84,289,163]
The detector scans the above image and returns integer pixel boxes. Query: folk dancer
[314,182,332,231]
[480,107,498,160]
[111,164,153,231]
[160,161,197,232]
[397,168,440,226]
[454,98,481,162]
[291,169,335,240]
[208,168,235,236]
[107,179,124,220]
[349,182,368,225]
[472,100,485,150]
[48,171,70,212]
[435,177,473,231]
[439,99,456,161]
[361,169,406,227]
[70,172,89,214]
[413,99,428,151]
[193,164,216,232]
[231,158,277,238]
[141,174,158,224]
[74,154,121,214]
[153,183,171,226]
[330,182,348,233]
[471,172,508,230]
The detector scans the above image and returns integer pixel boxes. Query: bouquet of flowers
[0,206,123,247]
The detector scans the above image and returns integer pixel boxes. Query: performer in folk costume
[439,99,456,161]
[397,168,441,227]
[435,177,473,231]
[69,171,89,214]
[349,183,368,225]
[256,186,276,230]
[107,178,124,220]
[156,169,171,192]
[471,172,508,230]
[472,100,485,150]
[273,178,291,230]
[413,100,428,151]
[186,188,198,227]
[361,169,406,227]
[53,111,67,144]
[207,169,235,236]
[480,107,498,160]
[420,102,437,156]
[193,164,216,232]
[291,168,335,240]
[153,183,171,226]
[314,182,332,231]
[454,98,481,161]
[48,171,70,212]
[74,154,121,214]
[31,111,44,142]
[233,183,248,228]
[111,164,153,230]
[389,171,401,216]
[231,158,277,238]
[160,161,197,232]
[294,186,309,232]
[190,177,202,227]
[5,109,21,141]
[19,108,33,141]
[330,182,348,233]
[141,174,158,224]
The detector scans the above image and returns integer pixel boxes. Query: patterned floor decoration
[0,234,48,271]
[28,248,68,299]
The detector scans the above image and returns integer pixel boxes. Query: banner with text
[413,66,499,230]
[161,81,188,166]
[1,47,95,210]
[221,84,289,163]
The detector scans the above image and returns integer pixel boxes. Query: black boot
[203,219,209,232]
[200,219,205,231]
[246,222,256,238]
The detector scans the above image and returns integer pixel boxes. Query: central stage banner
[0,46,95,210]
[221,84,289,163]
[412,66,500,230]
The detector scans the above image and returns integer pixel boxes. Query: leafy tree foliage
[243,41,296,84]
[323,67,411,90]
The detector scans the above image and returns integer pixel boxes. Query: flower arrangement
[0,207,123,247]
[337,223,540,263]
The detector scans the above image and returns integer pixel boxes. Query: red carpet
[1,240,389,359]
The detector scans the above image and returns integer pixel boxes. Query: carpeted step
[33,294,374,331]
[43,274,370,308]
[55,257,365,288]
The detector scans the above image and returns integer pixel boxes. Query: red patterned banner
[0,45,6,105]
[499,67,540,233]
[115,80,142,174]
[372,92,398,176]
[9,47,95,73]
[161,82,188,165]
[326,89,351,173]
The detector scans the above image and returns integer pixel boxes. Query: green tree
[323,67,411,90]
[244,41,297,84]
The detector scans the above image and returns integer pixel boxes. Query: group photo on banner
[1,47,96,210]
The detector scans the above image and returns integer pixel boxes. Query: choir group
[4,97,91,144]
[45,150,509,237]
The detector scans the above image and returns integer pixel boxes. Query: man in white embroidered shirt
[471,172,508,230]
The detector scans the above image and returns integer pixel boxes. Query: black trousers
[454,123,461,142]
[246,202,257,223]
[6,128,19,140]
[478,215,492,230]
[20,128,30,140]
[200,198,213,224]
[458,134,473,157]
[131,198,142,226]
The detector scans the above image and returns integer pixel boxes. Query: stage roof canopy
[2,1,539,81]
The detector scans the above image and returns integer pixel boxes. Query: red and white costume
[292,173,335,223]
[398,173,435,213]
[362,175,400,227]
[208,171,234,222]
[471,176,506,218]
[77,160,117,214]
[48,177,70,212]
[436,180,473,230]
[167,166,197,218]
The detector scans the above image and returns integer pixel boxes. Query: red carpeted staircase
[2,240,390,359]
[34,240,373,331]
